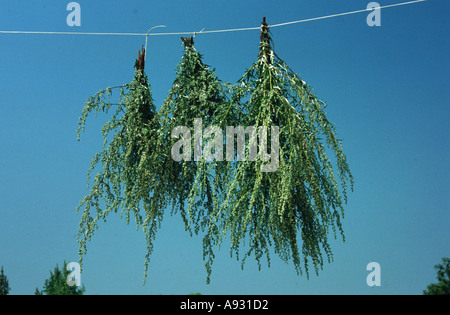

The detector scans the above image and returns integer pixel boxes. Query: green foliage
[0,266,11,295]
[214,21,354,278]
[76,20,353,284]
[35,261,85,295]
[151,37,234,283]
[423,257,450,295]
[76,50,158,273]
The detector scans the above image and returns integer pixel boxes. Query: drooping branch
[77,47,159,277]
[216,17,354,278]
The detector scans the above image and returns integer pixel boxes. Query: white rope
[270,0,427,28]
[0,0,427,37]
[0,30,145,36]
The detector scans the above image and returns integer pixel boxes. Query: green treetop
[0,266,11,295]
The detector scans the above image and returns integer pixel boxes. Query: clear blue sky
[0,0,448,295]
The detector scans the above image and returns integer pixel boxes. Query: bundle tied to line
[76,45,160,275]
[214,17,354,277]
[151,36,235,283]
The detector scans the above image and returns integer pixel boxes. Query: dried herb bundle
[152,37,235,282]
[76,46,159,274]
[214,18,354,277]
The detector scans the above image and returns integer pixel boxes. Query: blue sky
[0,0,448,295]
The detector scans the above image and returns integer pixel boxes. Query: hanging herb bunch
[76,46,160,273]
[152,36,236,282]
[214,18,354,277]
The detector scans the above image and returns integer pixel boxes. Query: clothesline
[0,0,427,37]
